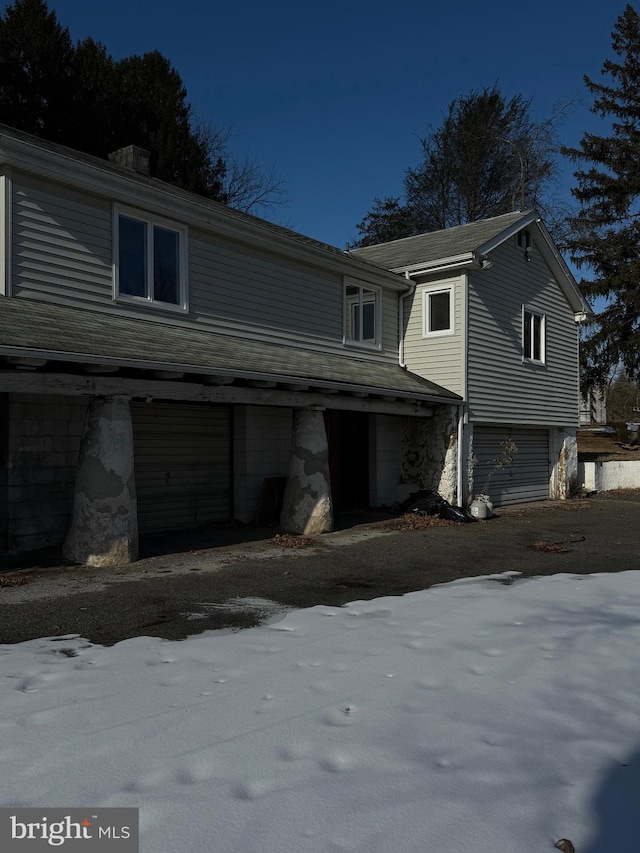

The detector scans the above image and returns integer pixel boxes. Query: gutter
[391,253,475,277]
[457,403,465,507]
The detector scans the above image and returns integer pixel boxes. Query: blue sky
[15,0,626,248]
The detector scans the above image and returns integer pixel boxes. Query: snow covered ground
[2,570,640,853]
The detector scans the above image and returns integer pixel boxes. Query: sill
[523,357,546,367]
[344,338,382,352]
[115,294,189,314]
[422,329,455,339]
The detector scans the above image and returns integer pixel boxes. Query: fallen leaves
[0,574,30,587]
[529,541,570,553]
[554,839,576,853]
[383,513,457,531]
[271,533,315,549]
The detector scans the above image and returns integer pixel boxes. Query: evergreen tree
[111,50,222,196]
[0,0,283,213]
[0,0,74,140]
[354,85,557,247]
[564,4,640,386]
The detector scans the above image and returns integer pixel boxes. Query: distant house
[0,126,460,565]
[353,211,592,507]
[580,387,607,426]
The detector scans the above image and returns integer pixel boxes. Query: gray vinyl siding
[381,287,399,359]
[10,172,398,360]
[189,228,343,342]
[467,236,579,425]
[402,275,464,396]
[12,174,112,305]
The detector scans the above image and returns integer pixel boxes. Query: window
[516,229,531,249]
[115,207,187,310]
[523,307,545,363]
[344,281,381,347]
[423,286,454,337]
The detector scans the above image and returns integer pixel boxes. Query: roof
[0,299,461,404]
[0,124,405,291]
[350,211,531,270]
[351,211,592,317]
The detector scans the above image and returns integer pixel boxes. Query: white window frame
[422,284,454,338]
[522,305,546,364]
[344,279,382,349]
[113,204,188,312]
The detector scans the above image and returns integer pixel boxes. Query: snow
[2,570,640,852]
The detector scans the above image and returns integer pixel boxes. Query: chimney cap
[108,145,150,176]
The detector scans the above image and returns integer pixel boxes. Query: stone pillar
[280,408,333,535]
[63,397,138,567]
[550,427,579,499]
[400,404,458,503]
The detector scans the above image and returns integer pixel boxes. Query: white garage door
[473,426,550,507]
[131,402,232,533]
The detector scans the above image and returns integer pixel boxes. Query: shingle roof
[351,211,532,270]
[0,299,460,403]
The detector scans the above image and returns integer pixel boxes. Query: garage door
[131,402,232,533]
[473,426,550,507]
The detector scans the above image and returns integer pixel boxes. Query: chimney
[108,145,151,176]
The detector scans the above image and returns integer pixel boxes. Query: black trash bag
[404,491,446,517]
[437,503,476,523]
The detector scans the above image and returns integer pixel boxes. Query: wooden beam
[0,371,435,417]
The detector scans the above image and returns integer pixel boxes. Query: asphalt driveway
[1,492,639,646]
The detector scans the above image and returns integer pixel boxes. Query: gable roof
[0,299,461,404]
[351,211,592,317]
[350,211,533,271]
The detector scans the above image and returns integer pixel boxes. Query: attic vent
[108,145,151,176]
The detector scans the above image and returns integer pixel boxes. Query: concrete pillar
[280,408,333,535]
[63,397,138,567]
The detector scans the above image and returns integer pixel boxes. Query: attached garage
[473,425,550,507]
[131,402,232,533]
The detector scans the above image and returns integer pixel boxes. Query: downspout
[399,271,416,367]
[457,402,464,507]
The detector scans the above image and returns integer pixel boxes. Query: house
[352,212,592,507]
[580,387,607,426]
[0,126,462,566]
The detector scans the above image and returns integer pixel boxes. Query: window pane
[532,314,542,361]
[345,285,358,339]
[429,292,450,332]
[524,312,532,358]
[119,216,146,297]
[362,301,375,341]
[153,226,179,304]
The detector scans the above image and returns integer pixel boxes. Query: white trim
[0,166,11,296]
[522,305,546,364]
[343,277,382,350]
[113,203,189,312]
[391,253,474,275]
[422,283,455,338]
